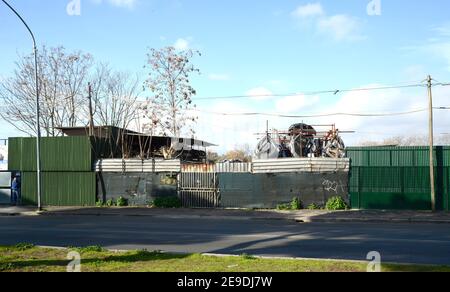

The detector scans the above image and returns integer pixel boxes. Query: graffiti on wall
[322,179,346,194]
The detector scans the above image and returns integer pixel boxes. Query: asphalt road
[1,215,450,265]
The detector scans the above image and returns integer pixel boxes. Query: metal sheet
[95,159,181,173]
[0,172,11,187]
[8,137,94,172]
[21,172,96,206]
[347,146,450,167]
[348,146,450,211]
[0,189,11,204]
[252,158,350,173]
[214,162,252,173]
[350,166,449,211]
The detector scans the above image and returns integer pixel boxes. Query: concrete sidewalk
[2,205,450,224]
[0,205,39,217]
[35,206,450,224]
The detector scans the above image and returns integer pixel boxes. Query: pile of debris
[254,123,346,160]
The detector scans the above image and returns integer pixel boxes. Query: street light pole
[427,75,436,212]
[1,0,42,211]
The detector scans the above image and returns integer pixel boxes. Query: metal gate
[178,165,219,208]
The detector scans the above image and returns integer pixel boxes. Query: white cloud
[91,0,137,9]
[432,23,450,37]
[404,24,450,71]
[426,42,450,71]
[208,74,231,81]
[246,87,274,101]
[402,65,426,81]
[275,94,320,113]
[193,102,266,153]
[108,0,136,8]
[291,3,324,18]
[291,3,364,42]
[317,14,363,41]
[174,38,190,51]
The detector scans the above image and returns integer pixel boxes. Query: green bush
[153,197,182,208]
[116,196,128,207]
[291,197,303,210]
[325,196,348,211]
[96,200,104,207]
[105,199,115,207]
[276,197,304,211]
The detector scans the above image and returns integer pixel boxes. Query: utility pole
[427,75,436,212]
[266,120,270,157]
[2,0,42,211]
[88,82,94,136]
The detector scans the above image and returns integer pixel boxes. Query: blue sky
[1,0,450,152]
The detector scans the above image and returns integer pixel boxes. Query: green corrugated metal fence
[21,172,96,206]
[8,136,101,206]
[8,137,93,172]
[348,147,450,211]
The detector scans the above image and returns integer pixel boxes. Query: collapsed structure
[254,123,346,160]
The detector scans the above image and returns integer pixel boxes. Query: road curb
[300,217,450,224]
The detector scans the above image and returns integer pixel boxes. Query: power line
[190,106,450,119]
[192,83,427,101]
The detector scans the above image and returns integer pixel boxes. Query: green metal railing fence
[347,147,450,211]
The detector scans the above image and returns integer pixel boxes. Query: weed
[325,196,348,211]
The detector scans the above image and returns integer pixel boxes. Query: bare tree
[0,46,143,142]
[87,64,142,158]
[0,46,93,136]
[207,151,220,163]
[358,135,450,146]
[143,47,200,137]
[436,134,450,146]
[90,64,140,130]
[220,144,253,162]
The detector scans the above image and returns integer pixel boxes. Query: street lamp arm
[1,0,37,48]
